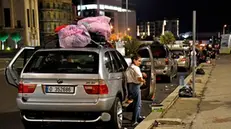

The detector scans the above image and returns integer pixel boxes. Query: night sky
[135,0,229,33]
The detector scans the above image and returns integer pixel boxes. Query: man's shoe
[138,116,146,122]
[132,122,139,127]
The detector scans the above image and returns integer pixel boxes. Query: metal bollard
[179,73,185,86]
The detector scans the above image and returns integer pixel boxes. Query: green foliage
[0,32,9,42]
[11,32,21,43]
[183,39,190,44]
[124,39,141,57]
[159,31,176,45]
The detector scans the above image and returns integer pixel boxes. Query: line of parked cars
[4,41,190,129]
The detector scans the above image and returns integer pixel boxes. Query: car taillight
[180,58,186,61]
[18,83,36,93]
[84,81,108,94]
[165,58,169,65]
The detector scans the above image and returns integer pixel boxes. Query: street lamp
[223,24,227,34]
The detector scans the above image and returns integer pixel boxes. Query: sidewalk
[154,55,231,129]
[191,56,231,129]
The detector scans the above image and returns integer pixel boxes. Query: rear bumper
[17,97,115,112]
[20,110,111,123]
[177,62,188,68]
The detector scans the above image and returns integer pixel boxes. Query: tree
[124,38,141,57]
[160,31,176,47]
[183,39,190,45]
[11,32,22,49]
[0,32,9,50]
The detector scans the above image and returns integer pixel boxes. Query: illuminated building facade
[77,0,137,37]
[38,0,73,45]
[0,0,40,48]
[137,19,179,39]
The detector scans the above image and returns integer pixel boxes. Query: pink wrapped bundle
[58,25,91,48]
[78,16,111,40]
[78,16,111,24]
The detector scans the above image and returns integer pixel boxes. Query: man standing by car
[126,54,147,126]
[190,49,198,70]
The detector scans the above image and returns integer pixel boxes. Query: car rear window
[151,45,167,58]
[23,51,99,74]
[171,50,185,56]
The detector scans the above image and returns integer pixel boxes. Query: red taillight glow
[156,77,161,81]
[84,83,108,95]
[18,83,36,93]
[180,58,186,61]
[165,58,169,65]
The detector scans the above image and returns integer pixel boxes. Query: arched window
[47,12,51,19]
[46,3,50,8]
[53,3,55,9]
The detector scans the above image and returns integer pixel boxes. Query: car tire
[109,97,123,129]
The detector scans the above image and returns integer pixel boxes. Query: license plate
[45,86,75,93]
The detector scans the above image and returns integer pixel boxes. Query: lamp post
[80,0,83,17]
[192,11,196,97]
[97,0,100,16]
[223,24,227,34]
[126,0,128,34]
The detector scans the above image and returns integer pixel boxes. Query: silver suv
[5,47,130,129]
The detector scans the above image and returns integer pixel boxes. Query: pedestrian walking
[125,54,147,126]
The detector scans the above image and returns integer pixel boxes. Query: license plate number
[45,86,75,93]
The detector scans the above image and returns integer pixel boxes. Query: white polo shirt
[126,64,143,84]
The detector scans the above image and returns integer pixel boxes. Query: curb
[135,63,211,129]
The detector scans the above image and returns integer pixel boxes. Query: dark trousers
[127,83,142,122]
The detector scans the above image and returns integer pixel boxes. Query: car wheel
[110,97,123,129]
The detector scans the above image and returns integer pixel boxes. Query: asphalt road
[0,59,189,129]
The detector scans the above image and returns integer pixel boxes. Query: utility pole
[97,0,100,16]
[80,0,83,17]
[126,0,128,34]
[192,10,196,97]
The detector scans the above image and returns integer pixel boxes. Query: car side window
[104,52,113,73]
[110,51,123,72]
[115,51,128,70]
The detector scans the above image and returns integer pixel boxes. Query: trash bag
[58,24,91,48]
[179,85,193,97]
[78,16,111,40]
[196,68,205,75]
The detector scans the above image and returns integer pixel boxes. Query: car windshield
[23,51,99,74]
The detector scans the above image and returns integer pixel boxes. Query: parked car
[170,48,190,71]
[150,43,178,82]
[124,45,157,100]
[5,46,131,129]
